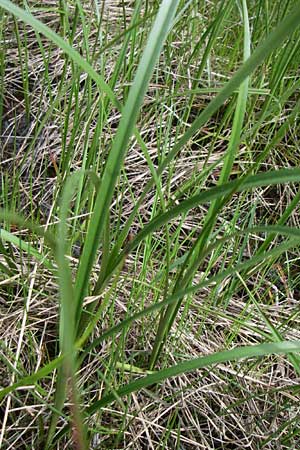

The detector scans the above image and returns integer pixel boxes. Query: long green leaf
[46,172,83,447]
[85,340,300,412]
[149,0,252,368]
[0,355,64,401]
[74,0,180,326]
[0,228,53,270]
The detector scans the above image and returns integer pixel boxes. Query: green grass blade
[0,228,53,270]
[1,2,300,445]
[74,0,180,327]
[86,340,300,412]
[217,0,250,187]
[46,172,85,448]
[99,167,300,293]
[0,355,64,401]
[149,0,252,368]
[0,210,56,249]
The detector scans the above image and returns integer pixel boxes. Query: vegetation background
[1,0,300,448]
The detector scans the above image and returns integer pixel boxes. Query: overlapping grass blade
[46,171,85,448]
[0,228,53,270]
[81,228,300,357]
[0,0,117,106]
[54,339,300,442]
[0,355,64,401]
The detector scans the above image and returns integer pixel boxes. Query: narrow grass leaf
[46,172,84,448]
[0,228,53,270]
[0,355,64,401]
[86,340,300,413]
[149,0,252,368]
[74,0,180,325]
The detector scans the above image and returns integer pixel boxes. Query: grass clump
[1,1,300,448]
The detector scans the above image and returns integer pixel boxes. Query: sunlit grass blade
[96,166,300,297]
